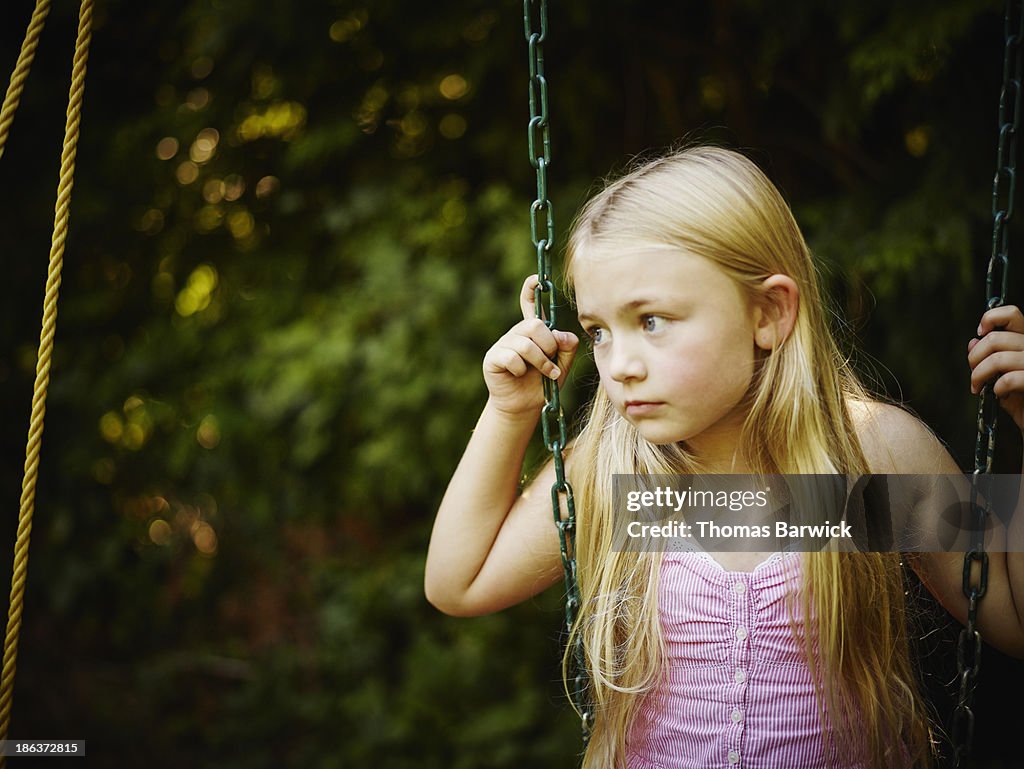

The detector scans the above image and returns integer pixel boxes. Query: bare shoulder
[848,398,962,474]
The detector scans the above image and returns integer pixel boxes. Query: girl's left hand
[968,304,1024,431]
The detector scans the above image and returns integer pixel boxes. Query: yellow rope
[0,0,94,751]
[0,0,51,163]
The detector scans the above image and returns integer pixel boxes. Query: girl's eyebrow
[577,298,661,323]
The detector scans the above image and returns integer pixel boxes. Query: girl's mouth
[624,401,663,416]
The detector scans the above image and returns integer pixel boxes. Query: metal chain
[953,0,1023,763]
[523,0,592,747]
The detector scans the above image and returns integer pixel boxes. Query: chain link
[524,0,593,747]
[953,0,1023,763]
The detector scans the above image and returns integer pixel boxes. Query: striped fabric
[625,550,867,769]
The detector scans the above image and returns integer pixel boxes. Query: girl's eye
[642,315,664,332]
[585,326,604,345]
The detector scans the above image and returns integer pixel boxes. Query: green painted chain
[954,0,1023,763]
[523,0,593,747]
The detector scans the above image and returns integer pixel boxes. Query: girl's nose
[608,342,647,382]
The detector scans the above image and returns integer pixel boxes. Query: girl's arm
[859,303,1024,658]
[424,277,579,617]
[859,402,1024,658]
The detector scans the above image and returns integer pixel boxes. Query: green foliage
[0,0,1020,766]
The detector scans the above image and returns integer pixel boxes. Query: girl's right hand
[483,275,579,417]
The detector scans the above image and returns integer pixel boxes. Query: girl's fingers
[493,278,579,382]
[511,317,559,357]
[970,349,1024,394]
[553,331,579,385]
[554,329,579,352]
[512,334,562,379]
[967,330,1024,369]
[487,347,528,378]
[992,369,1024,400]
[520,274,541,321]
[978,305,1024,336]
[491,331,562,380]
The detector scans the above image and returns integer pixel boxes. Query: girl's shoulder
[847,398,961,474]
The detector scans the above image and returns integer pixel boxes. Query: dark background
[0,0,1021,766]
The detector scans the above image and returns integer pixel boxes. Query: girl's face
[574,247,761,469]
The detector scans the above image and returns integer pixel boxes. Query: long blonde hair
[562,146,934,768]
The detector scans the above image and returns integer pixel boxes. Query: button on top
[731,708,742,723]
[728,749,740,764]
[734,669,746,684]
[733,581,746,594]
[736,626,748,641]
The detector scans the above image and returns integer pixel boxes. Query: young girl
[424,146,1024,769]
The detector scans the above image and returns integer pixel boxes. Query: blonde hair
[562,146,934,769]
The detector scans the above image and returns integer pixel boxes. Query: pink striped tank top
[625,549,865,769]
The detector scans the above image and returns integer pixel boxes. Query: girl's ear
[753,275,799,351]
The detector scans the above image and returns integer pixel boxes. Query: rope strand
[0,0,51,163]
[0,0,94,753]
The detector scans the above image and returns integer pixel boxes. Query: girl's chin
[628,421,689,446]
